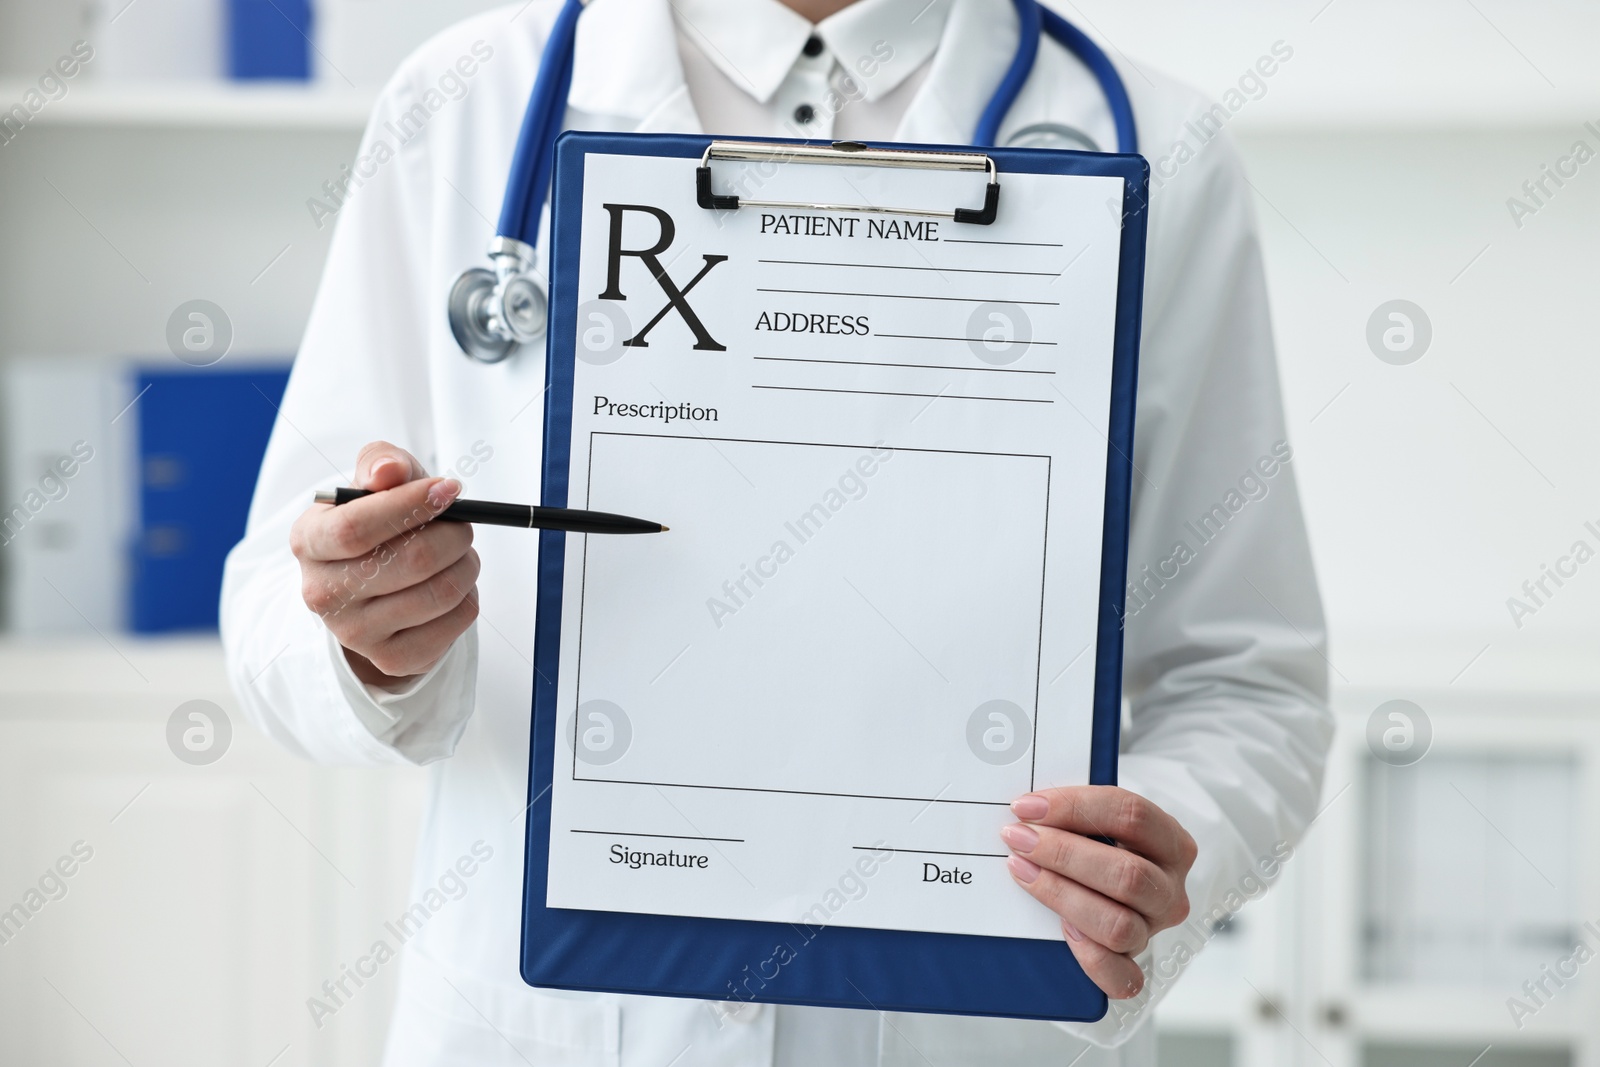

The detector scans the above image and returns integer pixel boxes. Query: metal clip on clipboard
[695,140,1001,225]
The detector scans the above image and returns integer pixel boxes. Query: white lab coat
[221,0,1331,1064]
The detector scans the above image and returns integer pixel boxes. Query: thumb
[356,441,429,491]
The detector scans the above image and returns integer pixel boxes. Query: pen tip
[659,525,670,532]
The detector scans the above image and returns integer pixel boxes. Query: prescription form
[541,147,1130,942]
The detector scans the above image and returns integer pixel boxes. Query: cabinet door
[1309,691,1600,1067]
[0,642,423,1067]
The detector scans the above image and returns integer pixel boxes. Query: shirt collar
[668,0,952,105]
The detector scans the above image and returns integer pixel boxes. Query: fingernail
[1007,854,1041,884]
[426,478,461,510]
[999,823,1039,853]
[1063,922,1085,942]
[1011,794,1049,821]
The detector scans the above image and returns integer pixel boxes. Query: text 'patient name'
[759,213,940,242]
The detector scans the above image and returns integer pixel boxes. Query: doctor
[222,0,1330,1063]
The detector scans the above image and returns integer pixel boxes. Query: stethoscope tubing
[1038,2,1137,155]
[497,0,585,244]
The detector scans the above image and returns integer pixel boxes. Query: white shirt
[220,1,1331,1064]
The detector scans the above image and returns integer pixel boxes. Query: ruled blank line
[753,385,1052,404]
[756,287,1058,307]
[571,829,745,843]
[852,846,1009,858]
[758,258,1058,278]
[943,238,1064,247]
[877,333,1057,346]
[754,356,1054,375]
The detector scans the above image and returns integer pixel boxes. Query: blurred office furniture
[1160,681,1600,1067]
[1,358,289,634]
[0,640,425,1066]
[0,355,131,634]
[92,0,225,82]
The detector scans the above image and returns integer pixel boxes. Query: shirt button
[802,34,825,57]
[793,103,816,124]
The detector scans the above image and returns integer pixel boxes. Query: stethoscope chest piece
[448,236,548,364]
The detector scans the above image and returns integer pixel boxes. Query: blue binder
[227,0,312,81]
[521,132,1147,1021]
[130,364,290,633]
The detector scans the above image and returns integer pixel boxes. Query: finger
[1000,823,1174,920]
[1060,919,1145,1001]
[362,592,480,679]
[346,521,474,601]
[291,476,461,562]
[357,441,429,490]
[1011,786,1192,867]
[1007,854,1150,955]
[348,548,480,643]
[301,522,473,614]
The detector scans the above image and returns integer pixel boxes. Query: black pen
[313,488,668,534]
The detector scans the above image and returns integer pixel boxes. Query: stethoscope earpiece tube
[1037,4,1137,155]
[497,0,585,244]
[976,0,1042,147]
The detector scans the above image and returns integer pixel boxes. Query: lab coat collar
[815,0,953,104]
[894,0,1017,145]
[669,0,812,104]
[568,0,704,131]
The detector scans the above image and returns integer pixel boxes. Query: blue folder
[521,132,1148,1021]
[226,0,312,81]
[131,364,290,633]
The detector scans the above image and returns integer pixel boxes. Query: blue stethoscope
[448,0,1136,363]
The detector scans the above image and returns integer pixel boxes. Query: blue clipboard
[520,131,1148,1022]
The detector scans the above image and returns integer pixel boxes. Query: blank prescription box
[570,431,1051,804]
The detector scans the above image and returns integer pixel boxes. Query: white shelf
[0,82,374,130]
[0,635,230,699]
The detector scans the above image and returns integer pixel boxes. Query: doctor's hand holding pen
[1002,786,1198,999]
[291,442,481,686]
[291,441,667,686]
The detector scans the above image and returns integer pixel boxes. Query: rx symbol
[597,203,728,351]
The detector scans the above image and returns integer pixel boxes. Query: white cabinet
[1158,684,1600,1067]
[0,639,424,1067]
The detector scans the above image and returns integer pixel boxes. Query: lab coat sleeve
[219,64,479,767]
[1057,117,1332,1044]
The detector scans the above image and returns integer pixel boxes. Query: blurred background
[1,1,1597,1065]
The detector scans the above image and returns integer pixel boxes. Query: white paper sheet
[543,148,1126,941]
